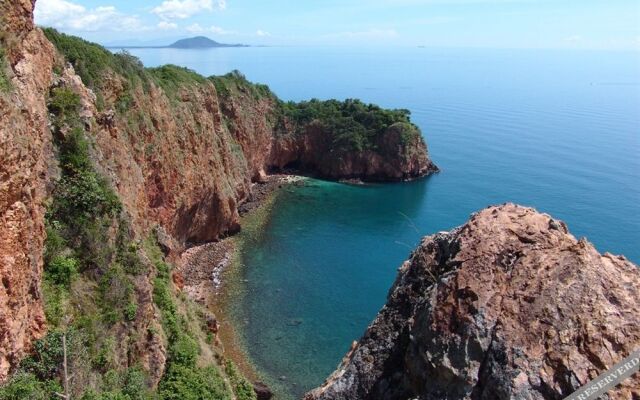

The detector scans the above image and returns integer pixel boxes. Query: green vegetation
[225,361,256,400]
[210,70,272,101]
[158,365,230,400]
[79,368,150,400]
[46,255,78,286]
[43,28,149,112]
[0,48,10,92]
[43,28,148,92]
[0,372,60,400]
[144,236,256,400]
[3,82,150,399]
[280,98,416,151]
[396,121,422,146]
[148,64,205,94]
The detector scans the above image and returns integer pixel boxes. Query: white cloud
[158,21,179,30]
[186,23,233,35]
[210,25,232,35]
[34,0,147,32]
[564,35,582,43]
[186,23,204,33]
[152,0,226,20]
[256,30,271,37]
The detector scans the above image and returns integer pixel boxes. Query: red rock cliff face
[0,0,55,380]
[269,121,437,181]
[306,204,640,400]
[78,76,257,246]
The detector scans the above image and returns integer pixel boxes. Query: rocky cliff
[306,204,640,400]
[0,0,56,381]
[0,0,437,396]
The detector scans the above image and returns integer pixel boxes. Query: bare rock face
[269,122,438,182]
[0,0,56,380]
[306,204,640,400]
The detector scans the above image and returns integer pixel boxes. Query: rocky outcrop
[269,122,438,181]
[306,204,640,400]
[0,0,56,380]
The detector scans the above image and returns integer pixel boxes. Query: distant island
[107,36,249,49]
[169,36,248,48]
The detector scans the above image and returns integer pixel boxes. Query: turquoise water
[123,46,640,397]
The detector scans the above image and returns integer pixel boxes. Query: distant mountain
[168,36,248,48]
[106,36,249,49]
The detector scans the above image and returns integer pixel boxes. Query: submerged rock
[305,203,640,400]
[253,381,273,400]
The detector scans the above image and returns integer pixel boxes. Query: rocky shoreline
[176,174,304,399]
[178,174,303,301]
[238,174,306,216]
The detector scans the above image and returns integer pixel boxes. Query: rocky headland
[305,204,640,400]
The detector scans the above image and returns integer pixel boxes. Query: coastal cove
[121,46,640,397]
[224,177,440,398]
[1,1,639,399]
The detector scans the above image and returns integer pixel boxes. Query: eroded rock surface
[0,0,56,379]
[269,122,438,182]
[306,204,640,400]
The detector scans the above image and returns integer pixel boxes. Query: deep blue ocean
[122,46,640,398]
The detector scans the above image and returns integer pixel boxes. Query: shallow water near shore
[123,46,640,397]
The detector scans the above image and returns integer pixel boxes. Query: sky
[34,0,640,50]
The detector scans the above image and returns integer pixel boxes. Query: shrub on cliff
[158,365,230,400]
[47,127,122,272]
[142,234,256,400]
[49,87,81,131]
[225,361,256,400]
[43,28,147,92]
[0,48,10,92]
[148,64,205,95]
[0,372,59,400]
[210,70,273,102]
[44,28,149,112]
[80,368,151,400]
[46,255,78,286]
[149,240,238,400]
[36,83,149,397]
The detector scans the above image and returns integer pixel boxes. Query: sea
[119,45,640,398]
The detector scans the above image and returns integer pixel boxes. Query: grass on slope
[0,48,10,92]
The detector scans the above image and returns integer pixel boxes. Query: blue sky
[34,0,640,49]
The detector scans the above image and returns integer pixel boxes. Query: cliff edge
[306,204,640,400]
[0,0,56,380]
